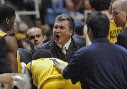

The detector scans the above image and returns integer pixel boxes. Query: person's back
[76,39,127,89]
[26,58,81,89]
[26,49,81,89]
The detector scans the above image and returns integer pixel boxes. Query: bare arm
[5,36,18,73]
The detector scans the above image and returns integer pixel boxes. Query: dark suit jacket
[18,48,32,64]
[35,35,85,62]
[63,38,127,89]
[117,29,127,49]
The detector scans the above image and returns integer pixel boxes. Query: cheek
[116,16,124,22]
[119,16,126,24]
[120,13,127,20]
[61,31,72,38]
[40,37,44,41]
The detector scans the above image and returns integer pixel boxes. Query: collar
[64,38,71,50]
[57,38,71,50]
[92,38,109,43]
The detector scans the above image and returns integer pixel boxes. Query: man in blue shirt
[55,11,127,89]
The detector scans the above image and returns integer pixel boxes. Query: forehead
[112,1,122,11]
[54,20,69,26]
[27,28,42,35]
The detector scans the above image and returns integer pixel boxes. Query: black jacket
[35,35,86,62]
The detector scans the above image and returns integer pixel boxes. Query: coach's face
[53,20,73,45]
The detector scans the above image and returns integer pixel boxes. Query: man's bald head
[26,27,44,49]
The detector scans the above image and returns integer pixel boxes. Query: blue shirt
[63,38,127,89]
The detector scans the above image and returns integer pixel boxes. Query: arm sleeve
[62,52,82,84]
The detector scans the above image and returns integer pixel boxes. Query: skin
[26,27,44,47]
[2,15,18,73]
[0,73,31,89]
[53,20,73,46]
[6,36,18,73]
[0,73,14,84]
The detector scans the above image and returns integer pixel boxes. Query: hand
[0,73,14,84]
[12,74,31,89]
[54,63,66,73]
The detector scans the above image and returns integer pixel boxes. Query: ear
[87,27,93,41]
[5,18,10,25]
[69,29,73,36]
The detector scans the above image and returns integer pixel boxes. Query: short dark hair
[32,49,52,60]
[55,14,75,32]
[89,0,111,11]
[86,11,110,38]
[0,4,15,24]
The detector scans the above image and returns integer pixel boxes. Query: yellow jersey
[107,20,122,43]
[26,58,81,89]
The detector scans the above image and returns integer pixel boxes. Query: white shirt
[57,38,71,50]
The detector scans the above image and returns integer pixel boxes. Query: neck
[0,23,7,32]
[101,10,112,20]
[0,27,6,32]
[123,23,127,29]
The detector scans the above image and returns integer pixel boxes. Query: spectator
[18,27,45,65]
[45,0,66,26]
[112,0,127,49]
[65,0,84,35]
[26,27,45,50]
[41,25,53,42]
[35,14,85,62]
[55,11,127,89]
[16,21,29,49]
[34,18,43,29]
